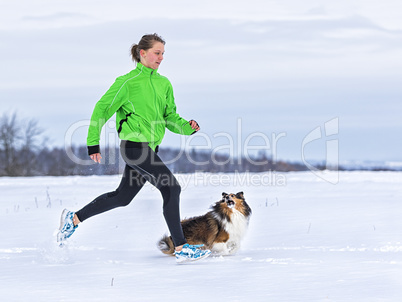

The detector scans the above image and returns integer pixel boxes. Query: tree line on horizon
[0,112,311,177]
[6,112,394,177]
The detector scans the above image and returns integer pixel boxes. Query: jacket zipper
[150,71,158,121]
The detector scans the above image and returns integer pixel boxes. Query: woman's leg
[75,164,146,223]
[122,145,187,248]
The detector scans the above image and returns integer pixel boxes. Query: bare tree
[0,112,21,175]
[0,112,45,176]
[20,118,45,175]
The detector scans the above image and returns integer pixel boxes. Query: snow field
[0,171,401,301]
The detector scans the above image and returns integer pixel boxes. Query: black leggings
[75,141,187,247]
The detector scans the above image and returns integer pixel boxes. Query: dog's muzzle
[224,196,235,208]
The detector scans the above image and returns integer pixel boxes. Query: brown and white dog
[158,192,252,256]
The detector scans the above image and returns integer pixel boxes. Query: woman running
[57,33,210,263]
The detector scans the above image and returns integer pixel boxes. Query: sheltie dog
[158,192,252,256]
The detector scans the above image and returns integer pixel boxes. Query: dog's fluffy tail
[157,235,175,255]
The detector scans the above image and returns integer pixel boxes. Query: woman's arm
[164,82,198,135]
[87,77,128,156]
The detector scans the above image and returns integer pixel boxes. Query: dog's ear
[236,192,244,199]
[222,192,228,198]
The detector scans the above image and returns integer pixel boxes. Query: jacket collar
[136,62,158,75]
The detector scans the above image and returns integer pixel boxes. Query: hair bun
[130,44,140,62]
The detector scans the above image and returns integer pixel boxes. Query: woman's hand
[189,120,200,132]
[90,153,102,163]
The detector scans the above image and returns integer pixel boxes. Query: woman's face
[140,42,165,70]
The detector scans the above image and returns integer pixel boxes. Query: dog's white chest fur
[212,209,249,255]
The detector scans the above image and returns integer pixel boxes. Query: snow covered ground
[0,171,401,301]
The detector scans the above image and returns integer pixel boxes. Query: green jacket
[87,63,195,153]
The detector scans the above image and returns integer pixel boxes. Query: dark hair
[130,33,166,63]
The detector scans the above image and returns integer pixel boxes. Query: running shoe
[175,244,211,263]
[57,209,78,243]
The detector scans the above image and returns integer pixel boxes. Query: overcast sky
[1,0,402,164]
